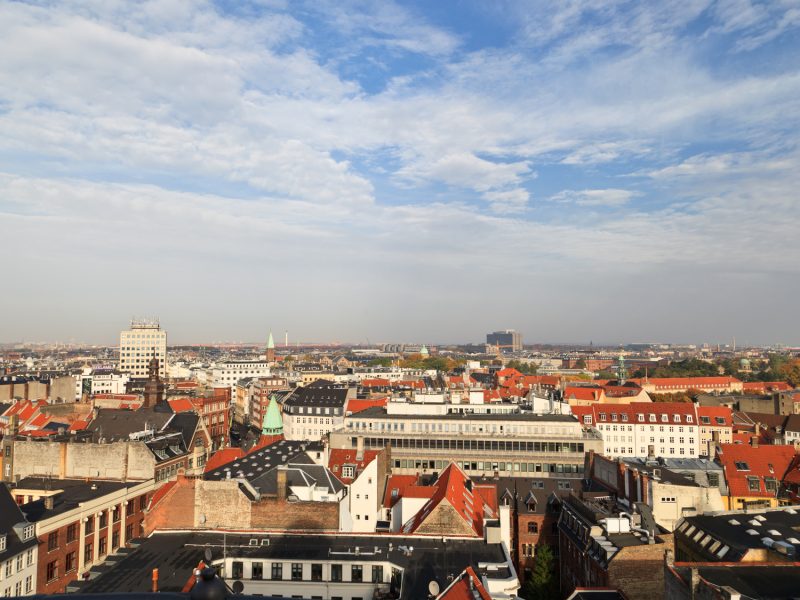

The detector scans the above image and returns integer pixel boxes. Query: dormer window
[661,414,669,423]
[611,414,618,422]
[674,415,681,423]
[24,525,35,541]
[599,413,607,422]
[649,414,656,422]
[621,414,628,422]
[342,465,355,478]
[637,414,644,422]
[0,534,6,552]
[687,415,693,423]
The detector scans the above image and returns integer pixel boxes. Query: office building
[486,330,522,352]
[118,319,166,379]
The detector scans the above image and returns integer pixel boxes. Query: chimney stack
[44,495,55,510]
[750,435,759,448]
[356,436,364,461]
[276,467,287,502]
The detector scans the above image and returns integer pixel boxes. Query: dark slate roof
[672,564,800,599]
[17,478,139,522]
[283,385,349,409]
[0,483,37,562]
[164,412,201,449]
[88,407,174,442]
[479,476,588,515]
[74,531,511,600]
[204,439,342,496]
[676,507,800,562]
[0,402,11,415]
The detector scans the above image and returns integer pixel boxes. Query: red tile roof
[564,387,603,402]
[496,368,522,378]
[68,419,90,432]
[168,398,196,413]
[401,464,495,537]
[204,448,245,473]
[632,376,741,390]
[328,448,382,484]
[346,397,389,415]
[696,406,734,427]
[716,443,796,498]
[149,480,178,510]
[590,402,698,425]
[361,378,391,388]
[436,566,492,600]
[383,475,431,508]
[782,454,800,486]
[742,381,792,393]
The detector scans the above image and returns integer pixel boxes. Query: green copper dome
[262,395,283,435]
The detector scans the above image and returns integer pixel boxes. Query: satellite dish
[204,548,213,562]
[232,581,244,595]
[428,580,440,596]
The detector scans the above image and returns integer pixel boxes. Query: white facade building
[0,486,38,596]
[575,402,700,459]
[75,367,130,399]
[206,361,271,396]
[119,320,166,379]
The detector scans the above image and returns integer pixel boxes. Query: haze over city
[1,1,799,345]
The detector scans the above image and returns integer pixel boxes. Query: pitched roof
[383,475,434,508]
[328,448,381,484]
[436,566,492,600]
[345,397,389,415]
[401,464,495,537]
[168,398,195,413]
[716,443,797,498]
[696,406,734,427]
[203,448,245,473]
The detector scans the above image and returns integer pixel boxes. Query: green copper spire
[262,395,283,436]
[267,331,275,349]
[420,344,429,357]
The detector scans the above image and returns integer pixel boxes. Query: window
[66,523,78,543]
[331,564,342,582]
[527,522,539,533]
[26,549,34,567]
[765,478,778,493]
[48,531,59,551]
[372,565,383,582]
[291,563,303,581]
[252,562,263,580]
[582,415,592,424]
[0,536,5,553]
[311,564,323,581]
[46,560,58,582]
[84,542,93,564]
[23,525,34,541]
[351,564,363,582]
[232,562,243,579]
[139,495,148,511]
[700,416,710,424]
[25,577,32,594]
[99,513,108,529]
[65,551,76,573]
[735,461,750,471]
[747,477,761,492]
[5,561,11,578]
[99,537,107,557]
[126,523,134,541]
[707,472,719,487]
[85,517,95,535]
[271,563,282,580]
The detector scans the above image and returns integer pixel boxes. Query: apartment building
[0,484,37,596]
[280,381,354,441]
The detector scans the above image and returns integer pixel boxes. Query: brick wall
[250,498,339,531]
[414,502,477,537]
[144,477,197,534]
[607,535,673,600]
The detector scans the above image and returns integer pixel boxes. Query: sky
[1,0,799,346]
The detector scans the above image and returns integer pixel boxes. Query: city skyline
[1,1,799,344]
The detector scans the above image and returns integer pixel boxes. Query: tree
[367,357,392,367]
[506,360,539,375]
[779,359,800,387]
[520,544,558,600]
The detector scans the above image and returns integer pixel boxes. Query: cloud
[549,188,640,207]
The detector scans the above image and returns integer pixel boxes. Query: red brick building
[15,478,155,594]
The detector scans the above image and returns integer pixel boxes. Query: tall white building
[119,320,167,379]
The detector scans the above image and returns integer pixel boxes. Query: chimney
[276,467,287,502]
[356,436,364,461]
[647,445,655,460]
[44,495,55,510]
[152,568,159,593]
[750,435,759,448]
[8,415,19,436]
[689,567,700,600]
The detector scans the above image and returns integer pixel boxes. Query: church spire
[266,330,276,362]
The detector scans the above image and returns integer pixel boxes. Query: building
[715,441,796,510]
[119,320,166,379]
[328,444,390,533]
[206,361,272,397]
[486,330,523,352]
[558,493,673,600]
[336,409,601,478]
[247,376,289,428]
[672,506,800,563]
[75,367,129,400]
[572,402,701,459]
[280,380,354,441]
[0,483,37,596]
[695,406,733,456]
[665,557,800,600]
[631,377,743,396]
[73,530,520,600]
[586,453,725,532]
[15,477,155,595]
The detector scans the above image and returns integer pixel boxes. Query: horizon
[1,2,799,345]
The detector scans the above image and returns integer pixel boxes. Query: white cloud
[549,188,640,207]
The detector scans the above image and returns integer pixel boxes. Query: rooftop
[16,478,141,522]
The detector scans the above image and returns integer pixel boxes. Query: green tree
[779,359,800,387]
[367,357,392,367]
[506,360,539,375]
[520,544,558,600]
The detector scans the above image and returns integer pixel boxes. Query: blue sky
[1,0,799,346]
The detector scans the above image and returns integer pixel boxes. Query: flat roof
[77,531,509,600]
[348,406,579,422]
[16,478,141,522]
